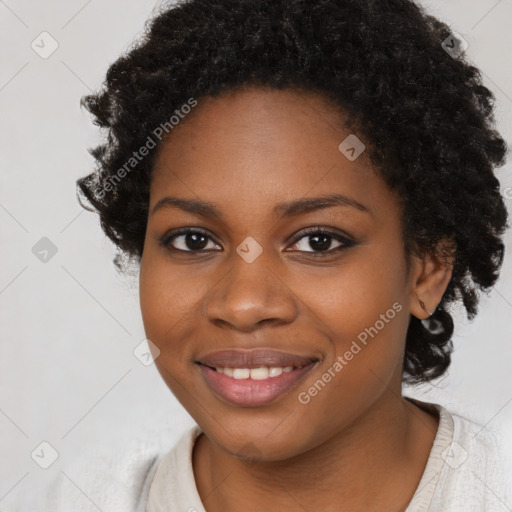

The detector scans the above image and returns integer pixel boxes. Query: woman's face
[139,86,422,460]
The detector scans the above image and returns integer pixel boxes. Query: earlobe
[419,299,436,317]
[409,239,455,320]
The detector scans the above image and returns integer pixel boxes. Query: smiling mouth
[194,347,321,406]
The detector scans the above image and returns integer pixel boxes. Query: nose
[205,252,298,332]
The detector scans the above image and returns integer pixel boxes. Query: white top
[36,398,512,512]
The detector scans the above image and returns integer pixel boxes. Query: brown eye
[287,227,357,256]
[160,228,221,252]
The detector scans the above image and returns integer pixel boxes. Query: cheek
[139,251,207,336]
[292,274,408,443]
[298,246,407,341]
[139,250,225,393]
[139,255,205,403]
[292,246,409,400]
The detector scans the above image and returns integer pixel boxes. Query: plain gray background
[1,0,511,509]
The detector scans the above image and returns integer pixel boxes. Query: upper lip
[196,348,320,369]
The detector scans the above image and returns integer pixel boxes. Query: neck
[192,391,439,512]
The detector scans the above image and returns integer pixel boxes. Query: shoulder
[431,403,512,511]
[40,446,163,512]
[25,422,179,512]
[450,407,511,473]
[36,424,202,512]
[146,425,205,512]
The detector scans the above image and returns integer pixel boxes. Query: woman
[47,0,512,510]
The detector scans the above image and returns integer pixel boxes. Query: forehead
[150,86,396,219]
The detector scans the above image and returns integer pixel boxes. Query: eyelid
[286,226,355,245]
[285,226,356,255]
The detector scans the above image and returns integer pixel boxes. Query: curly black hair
[76,0,509,384]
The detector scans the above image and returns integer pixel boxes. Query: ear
[408,239,455,320]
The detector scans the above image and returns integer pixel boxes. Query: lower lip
[198,363,317,407]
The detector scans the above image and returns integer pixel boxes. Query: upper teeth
[217,366,296,379]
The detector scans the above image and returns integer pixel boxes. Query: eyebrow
[150,193,371,220]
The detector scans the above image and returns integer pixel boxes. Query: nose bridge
[205,247,297,331]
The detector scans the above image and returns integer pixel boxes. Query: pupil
[187,233,207,250]
[310,234,330,251]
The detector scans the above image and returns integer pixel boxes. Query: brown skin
[139,86,453,511]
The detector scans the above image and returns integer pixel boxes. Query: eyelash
[159,226,357,258]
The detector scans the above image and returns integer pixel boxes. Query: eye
[159,226,357,256]
[160,228,221,253]
[287,227,356,256]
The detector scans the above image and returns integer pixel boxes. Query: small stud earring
[419,299,435,317]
